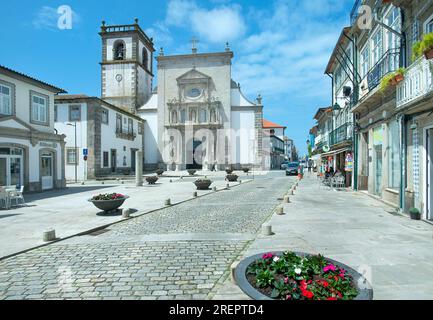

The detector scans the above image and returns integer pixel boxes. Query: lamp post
[67,122,77,183]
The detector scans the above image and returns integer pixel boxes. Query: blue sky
[0,0,354,155]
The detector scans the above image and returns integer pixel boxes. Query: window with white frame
[31,92,48,125]
[426,17,433,33]
[360,45,370,78]
[371,29,383,66]
[128,118,133,134]
[116,114,122,133]
[69,105,81,121]
[0,83,12,115]
[386,7,401,71]
[101,108,109,124]
[66,148,78,165]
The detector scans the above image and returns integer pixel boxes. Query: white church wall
[231,110,255,165]
[136,67,152,107]
[103,64,134,99]
[141,111,159,166]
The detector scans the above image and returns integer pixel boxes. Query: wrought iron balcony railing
[397,57,433,108]
[329,123,353,146]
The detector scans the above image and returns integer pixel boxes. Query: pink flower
[262,253,274,260]
[323,264,337,272]
[284,277,289,284]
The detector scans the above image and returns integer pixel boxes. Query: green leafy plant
[380,68,406,92]
[412,32,433,61]
[91,193,126,201]
[246,252,359,300]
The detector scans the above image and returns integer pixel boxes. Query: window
[180,109,186,123]
[116,114,122,133]
[371,29,383,65]
[138,122,143,135]
[199,109,207,123]
[69,105,81,121]
[171,110,178,124]
[54,105,58,122]
[388,120,400,189]
[360,45,370,78]
[0,83,12,115]
[128,118,133,134]
[101,108,109,124]
[386,7,401,70]
[114,41,125,60]
[30,92,48,125]
[142,48,149,70]
[66,148,78,165]
[103,151,109,167]
[427,20,433,33]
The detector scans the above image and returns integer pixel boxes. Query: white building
[54,95,144,181]
[99,20,266,171]
[262,119,286,169]
[0,65,66,191]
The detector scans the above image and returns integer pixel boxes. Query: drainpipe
[400,114,407,212]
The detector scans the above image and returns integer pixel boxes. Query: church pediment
[176,69,211,84]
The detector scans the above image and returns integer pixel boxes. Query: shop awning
[320,147,351,157]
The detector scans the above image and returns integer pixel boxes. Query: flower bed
[235,251,372,300]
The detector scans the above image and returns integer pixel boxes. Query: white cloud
[33,6,80,31]
[190,6,246,43]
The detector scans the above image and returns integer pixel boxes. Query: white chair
[9,186,25,207]
[0,187,11,209]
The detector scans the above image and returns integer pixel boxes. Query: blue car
[286,162,300,176]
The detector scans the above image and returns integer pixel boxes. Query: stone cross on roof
[191,37,199,54]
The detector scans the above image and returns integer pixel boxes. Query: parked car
[286,162,300,176]
[280,161,290,170]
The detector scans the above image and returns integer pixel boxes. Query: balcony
[115,128,136,141]
[329,123,353,146]
[314,134,329,150]
[354,49,400,108]
[396,57,433,108]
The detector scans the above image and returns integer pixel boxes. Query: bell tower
[99,19,155,113]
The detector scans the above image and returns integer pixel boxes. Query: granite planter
[225,168,234,174]
[194,179,213,190]
[88,196,129,213]
[242,167,250,173]
[156,169,165,176]
[234,251,373,301]
[188,169,197,176]
[226,174,238,182]
[146,176,159,185]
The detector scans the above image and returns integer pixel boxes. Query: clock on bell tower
[99,18,155,114]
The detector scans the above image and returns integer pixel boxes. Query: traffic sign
[83,148,88,156]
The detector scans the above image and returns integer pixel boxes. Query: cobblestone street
[0,173,293,300]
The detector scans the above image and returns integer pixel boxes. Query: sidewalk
[211,173,433,300]
[0,170,255,258]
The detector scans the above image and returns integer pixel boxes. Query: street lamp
[67,122,77,183]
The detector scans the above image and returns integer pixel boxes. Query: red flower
[327,297,337,301]
[322,281,329,288]
[286,295,292,300]
[262,253,274,260]
[302,290,314,299]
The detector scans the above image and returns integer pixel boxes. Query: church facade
[99,20,267,171]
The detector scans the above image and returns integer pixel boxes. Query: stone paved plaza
[1,171,433,300]
[0,173,291,300]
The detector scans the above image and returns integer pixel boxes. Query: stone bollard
[170,179,173,183]
[135,151,143,186]
[262,223,273,236]
[283,195,290,204]
[165,199,171,206]
[230,261,240,284]
[193,191,198,197]
[276,206,284,215]
[213,187,217,192]
[289,189,294,195]
[81,182,85,186]
[239,180,242,184]
[43,229,56,242]
[121,181,125,185]
[101,181,105,185]
[122,208,131,218]
[226,183,230,189]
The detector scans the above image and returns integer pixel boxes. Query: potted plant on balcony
[412,32,433,61]
[409,208,421,220]
[88,193,129,213]
[380,68,406,92]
